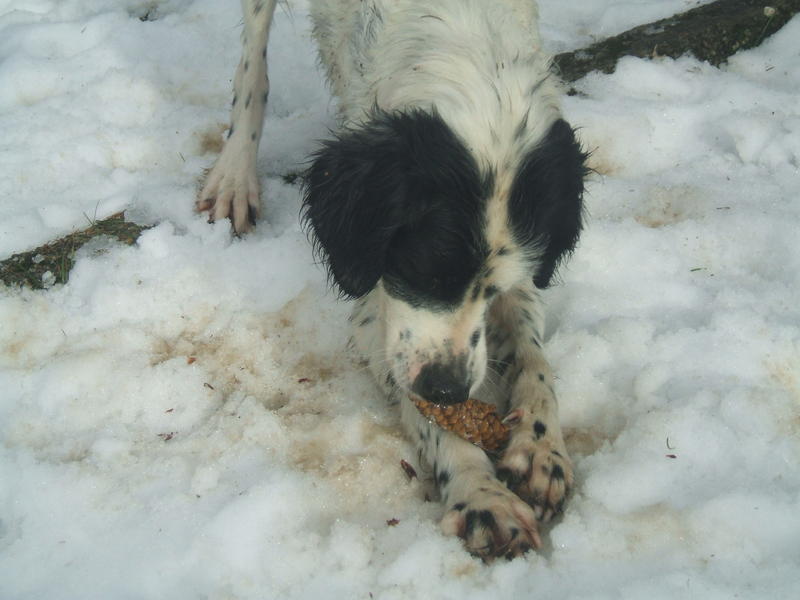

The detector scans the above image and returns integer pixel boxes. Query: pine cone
[412,396,510,452]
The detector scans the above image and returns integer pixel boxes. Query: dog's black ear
[509,119,589,288]
[302,110,484,298]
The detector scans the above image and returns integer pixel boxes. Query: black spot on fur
[470,329,481,348]
[437,468,451,489]
[470,282,481,302]
[464,510,497,539]
[385,372,396,388]
[484,285,499,299]
[508,119,588,288]
[303,109,491,301]
[496,467,522,487]
[551,463,565,480]
[538,373,545,382]
[453,502,467,511]
[478,510,496,529]
[533,420,547,438]
[497,352,515,377]
[464,511,478,537]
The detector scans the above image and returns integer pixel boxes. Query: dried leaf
[400,459,417,480]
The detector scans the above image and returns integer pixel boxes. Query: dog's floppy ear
[302,109,482,298]
[509,118,589,289]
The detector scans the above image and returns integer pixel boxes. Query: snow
[1,1,799,598]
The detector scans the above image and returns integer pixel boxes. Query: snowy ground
[1,0,799,598]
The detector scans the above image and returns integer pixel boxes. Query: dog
[197,0,587,560]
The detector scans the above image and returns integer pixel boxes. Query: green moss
[0,212,150,290]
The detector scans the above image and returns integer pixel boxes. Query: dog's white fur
[198,0,579,559]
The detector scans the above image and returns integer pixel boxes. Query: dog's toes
[197,161,261,234]
[441,482,541,561]
[229,182,260,233]
[498,437,574,523]
[195,196,215,213]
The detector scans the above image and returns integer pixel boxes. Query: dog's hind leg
[197,0,277,233]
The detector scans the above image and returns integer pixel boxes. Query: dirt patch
[197,123,228,155]
[633,184,706,228]
[585,150,619,176]
[765,357,800,436]
[291,352,336,383]
[564,426,610,458]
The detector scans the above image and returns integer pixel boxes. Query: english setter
[197,0,588,560]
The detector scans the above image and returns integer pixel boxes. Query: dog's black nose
[412,362,470,405]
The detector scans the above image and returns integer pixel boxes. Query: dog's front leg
[400,397,540,560]
[196,0,277,233]
[489,283,574,522]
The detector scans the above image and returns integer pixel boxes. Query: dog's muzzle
[411,360,470,405]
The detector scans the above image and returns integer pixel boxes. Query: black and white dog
[197,0,587,560]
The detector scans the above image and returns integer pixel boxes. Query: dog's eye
[384,225,481,305]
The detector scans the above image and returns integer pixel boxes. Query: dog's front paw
[441,481,541,561]
[497,432,573,522]
[196,154,261,234]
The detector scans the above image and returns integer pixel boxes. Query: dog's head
[303,109,586,404]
